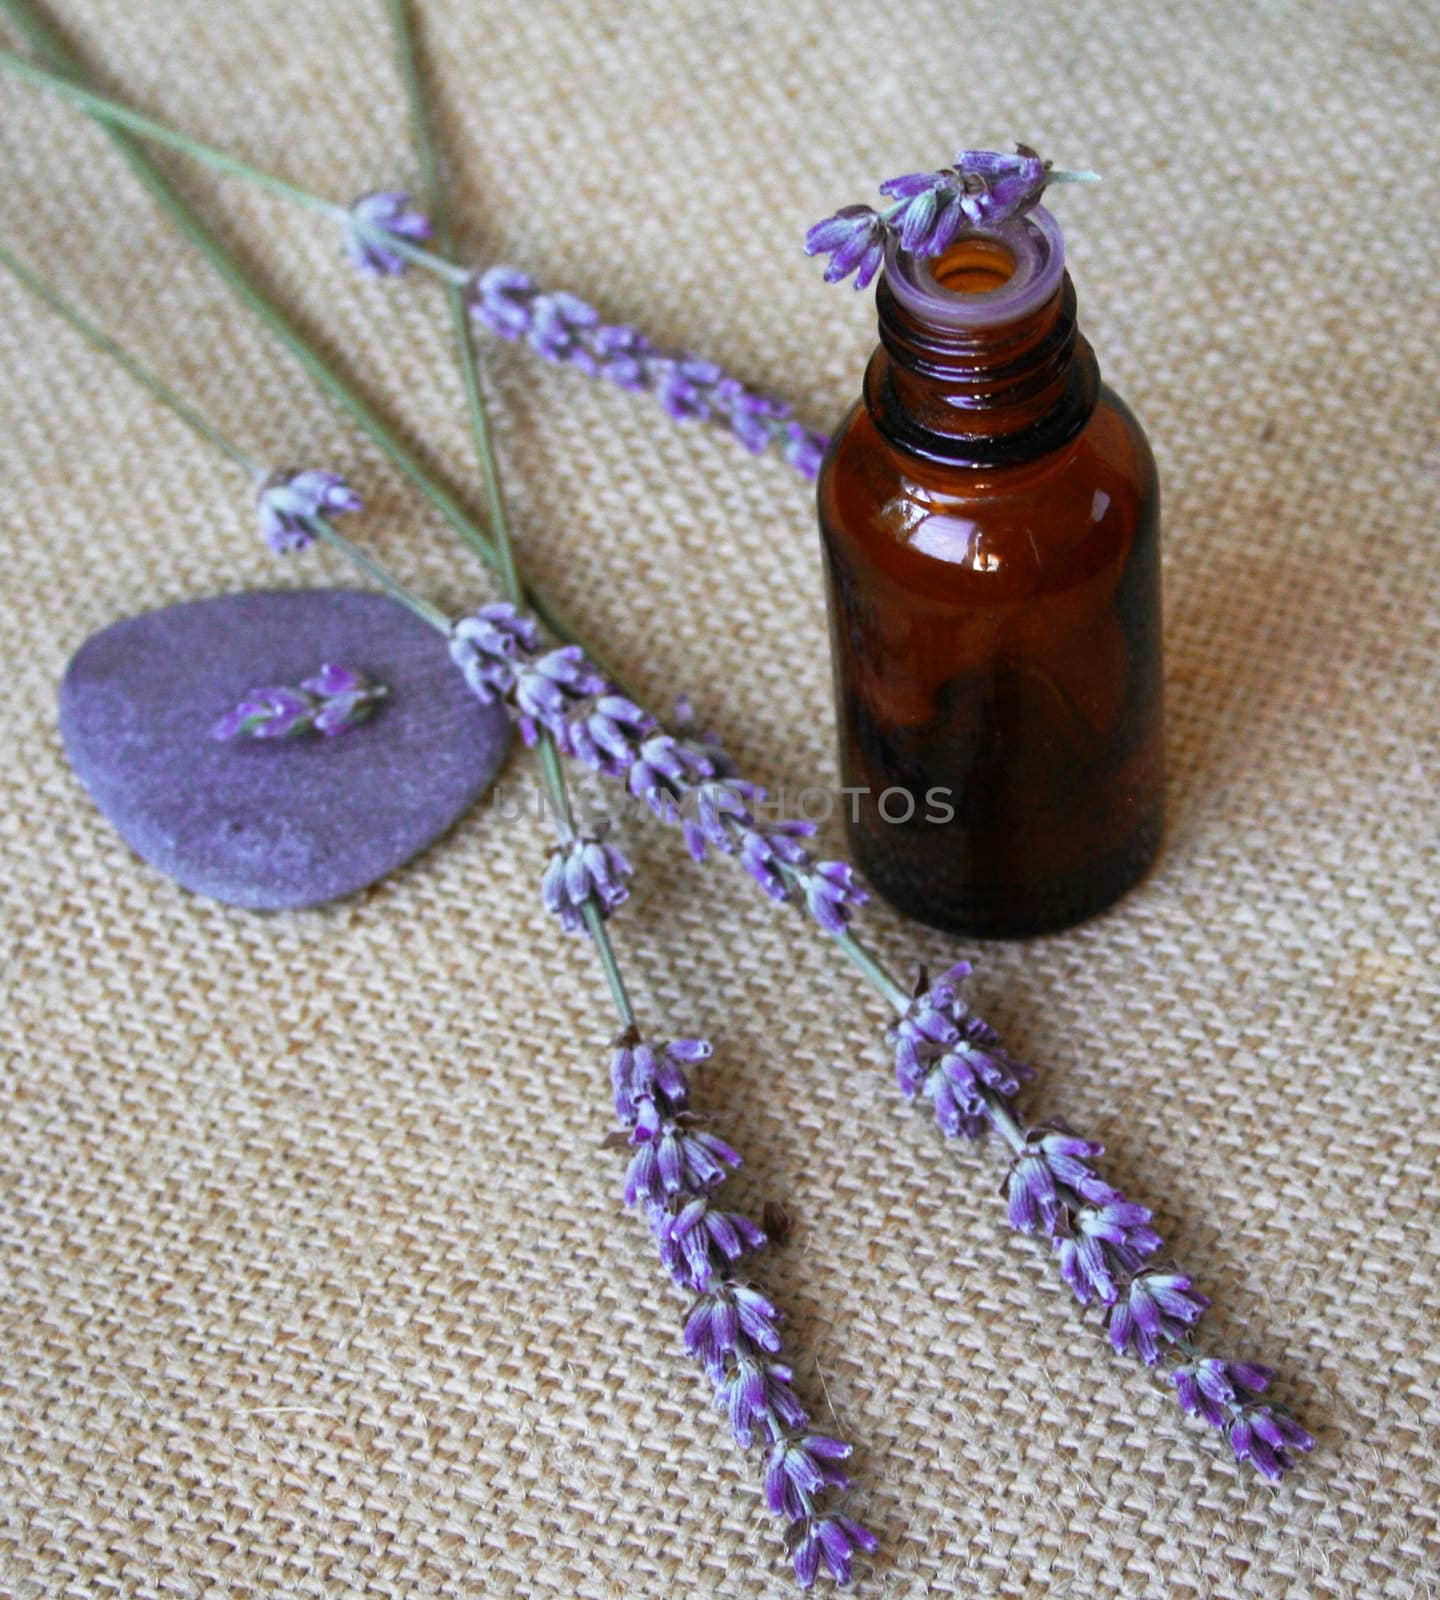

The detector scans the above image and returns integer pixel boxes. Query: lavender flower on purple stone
[806,143,1099,288]
[467,266,830,480]
[210,663,386,740]
[342,190,434,277]
[255,468,363,552]
[541,833,632,933]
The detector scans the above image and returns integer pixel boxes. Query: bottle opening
[884,206,1065,330]
[932,238,1017,296]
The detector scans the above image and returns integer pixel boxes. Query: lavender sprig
[210,663,386,740]
[469,266,828,479]
[342,189,433,277]
[443,600,868,938]
[888,964,1314,1480]
[805,143,1100,289]
[610,1025,875,1585]
[384,6,873,1581]
[255,468,363,552]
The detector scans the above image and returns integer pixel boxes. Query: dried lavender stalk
[445,601,1314,1482]
[0,44,828,481]
[387,1,873,1581]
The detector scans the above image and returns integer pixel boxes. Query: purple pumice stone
[58,588,511,910]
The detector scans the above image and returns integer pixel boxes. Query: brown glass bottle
[816,207,1163,938]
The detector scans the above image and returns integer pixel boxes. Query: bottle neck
[864,205,1099,468]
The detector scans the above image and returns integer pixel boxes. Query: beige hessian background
[1,1,1437,1595]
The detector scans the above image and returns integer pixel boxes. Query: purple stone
[58,588,512,910]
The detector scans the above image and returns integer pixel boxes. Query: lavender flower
[541,834,632,933]
[468,265,829,479]
[1108,1271,1211,1366]
[716,1350,810,1448]
[610,1033,709,1122]
[1228,1406,1316,1484]
[623,1100,742,1205]
[210,664,386,740]
[343,190,434,277]
[659,1195,767,1290]
[765,1435,853,1518]
[802,205,887,290]
[789,1514,880,1590]
[606,1023,871,1583]
[806,143,1098,288]
[683,1282,785,1376]
[880,958,1304,1479]
[445,610,866,937]
[255,468,363,552]
[1173,1357,1275,1429]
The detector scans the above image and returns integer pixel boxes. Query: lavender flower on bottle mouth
[210,664,386,740]
[255,468,363,552]
[342,190,434,277]
[805,143,1100,288]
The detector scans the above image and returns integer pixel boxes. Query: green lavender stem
[0,0,622,685]
[0,44,464,282]
[388,0,636,1031]
[0,240,259,476]
[0,239,450,641]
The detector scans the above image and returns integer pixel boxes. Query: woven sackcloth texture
[1,1,1437,1596]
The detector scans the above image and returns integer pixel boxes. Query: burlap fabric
[2,1,1436,1595]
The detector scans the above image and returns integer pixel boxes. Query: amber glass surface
[816,241,1164,938]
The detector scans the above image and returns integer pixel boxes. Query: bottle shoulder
[818,385,1157,599]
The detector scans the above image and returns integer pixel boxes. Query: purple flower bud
[782,423,829,481]
[1053,1200,1161,1306]
[210,685,312,741]
[1108,1271,1210,1365]
[799,859,868,934]
[470,265,536,339]
[661,1195,766,1290]
[611,1035,709,1123]
[954,146,1051,223]
[788,1513,879,1589]
[529,291,599,366]
[1228,1406,1315,1483]
[804,203,887,290]
[541,834,632,933]
[255,468,362,553]
[1173,1356,1274,1428]
[763,1434,852,1518]
[683,1282,783,1376]
[714,1352,808,1448]
[591,322,652,390]
[342,190,434,277]
[624,1112,741,1205]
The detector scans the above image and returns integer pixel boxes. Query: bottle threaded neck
[867,205,1097,467]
